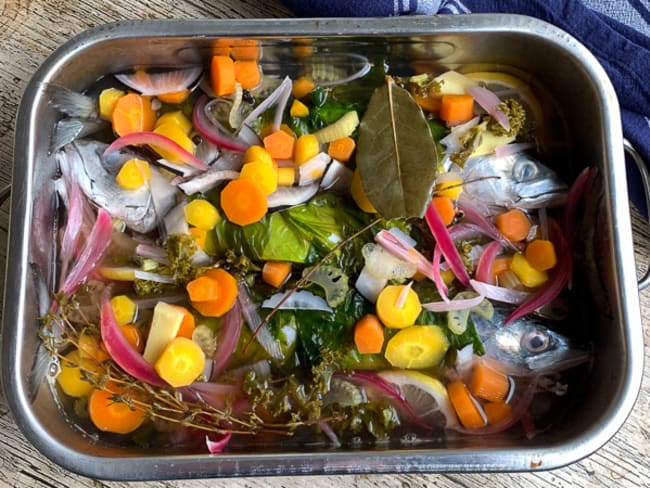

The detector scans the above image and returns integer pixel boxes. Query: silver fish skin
[57,139,176,234]
[462,152,568,209]
[473,306,590,376]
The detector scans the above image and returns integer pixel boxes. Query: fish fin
[51,118,108,152]
[44,83,97,118]
[28,343,57,403]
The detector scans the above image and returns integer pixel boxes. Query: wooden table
[0,1,648,486]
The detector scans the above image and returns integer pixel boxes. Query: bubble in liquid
[400,433,419,445]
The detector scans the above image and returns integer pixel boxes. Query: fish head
[475,308,590,376]
[462,153,568,209]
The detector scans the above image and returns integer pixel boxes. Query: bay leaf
[356,79,439,218]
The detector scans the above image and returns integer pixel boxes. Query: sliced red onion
[133,270,176,284]
[267,183,319,208]
[388,227,416,248]
[563,167,597,240]
[457,196,519,251]
[538,207,549,241]
[475,241,502,285]
[104,131,208,170]
[374,230,434,281]
[425,203,471,288]
[341,371,431,431]
[298,153,331,186]
[466,85,510,132]
[184,381,241,410]
[115,67,202,96]
[261,290,332,312]
[237,282,283,360]
[135,243,169,264]
[422,292,485,312]
[494,142,534,159]
[448,222,490,241]
[318,421,341,448]
[100,296,167,387]
[58,182,84,288]
[211,302,243,380]
[320,159,353,193]
[395,281,413,309]
[432,245,449,302]
[526,224,539,242]
[504,220,570,325]
[193,95,247,152]
[237,76,292,137]
[156,158,200,177]
[176,169,240,195]
[469,279,531,305]
[59,208,113,295]
[206,433,232,454]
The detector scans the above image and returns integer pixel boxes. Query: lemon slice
[378,369,459,429]
[464,71,545,134]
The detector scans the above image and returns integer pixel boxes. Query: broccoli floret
[487,98,526,137]
[165,233,200,285]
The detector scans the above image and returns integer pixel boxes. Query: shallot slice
[466,85,510,132]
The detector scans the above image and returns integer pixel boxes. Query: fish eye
[521,330,550,353]
[513,159,539,182]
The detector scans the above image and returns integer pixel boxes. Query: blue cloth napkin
[281,0,650,215]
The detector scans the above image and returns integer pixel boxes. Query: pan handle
[623,140,650,290]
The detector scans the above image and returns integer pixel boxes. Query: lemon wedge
[378,369,459,429]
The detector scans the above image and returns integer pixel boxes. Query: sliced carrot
[190,268,239,318]
[327,136,356,163]
[483,401,513,425]
[491,256,513,279]
[262,261,292,288]
[173,305,196,339]
[212,37,234,56]
[189,227,207,250]
[431,196,456,226]
[220,178,268,226]
[111,93,157,137]
[470,362,510,403]
[413,94,441,113]
[234,60,261,90]
[525,239,557,271]
[120,324,143,353]
[88,381,146,434]
[292,76,315,99]
[447,380,486,429]
[157,89,191,105]
[263,129,296,160]
[231,39,261,60]
[354,314,385,354]
[439,94,475,124]
[78,331,110,363]
[495,208,531,242]
[210,55,236,96]
[154,337,205,388]
[186,275,221,302]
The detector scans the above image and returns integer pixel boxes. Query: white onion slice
[320,159,353,192]
[470,279,531,305]
[133,270,176,284]
[176,169,240,195]
[440,116,480,153]
[355,265,388,304]
[298,152,331,186]
[267,183,319,208]
[422,293,485,312]
[237,76,292,135]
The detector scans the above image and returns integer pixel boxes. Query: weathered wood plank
[0,2,648,487]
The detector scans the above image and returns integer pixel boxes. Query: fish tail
[44,83,97,119]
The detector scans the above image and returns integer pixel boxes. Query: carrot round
[354,314,385,354]
[431,196,456,226]
[186,275,221,302]
[88,381,146,434]
[495,208,531,242]
[491,256,513,280]
[262,261,292,288]
[111,93,157,137]
[157,89,191,105]
[447,380,487,429]
[439,94,475,124]
[470,362,510,403]
[483,401,513,425]
[189,268,238,318]
[413,94,441,113]
[154,337,205,388]
[525,239,557,271]
[220,178,268,226]
[234,60,261,90]
[231,38,261,60]
[292,76,315,99]
[263,130,296,160]
[327,136,356,163]
[210,55,236,96]
[173,305,196,339]
[120,324,143,353]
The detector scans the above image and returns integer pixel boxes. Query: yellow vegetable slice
[384,325,449,369]
[376,285,421,329]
